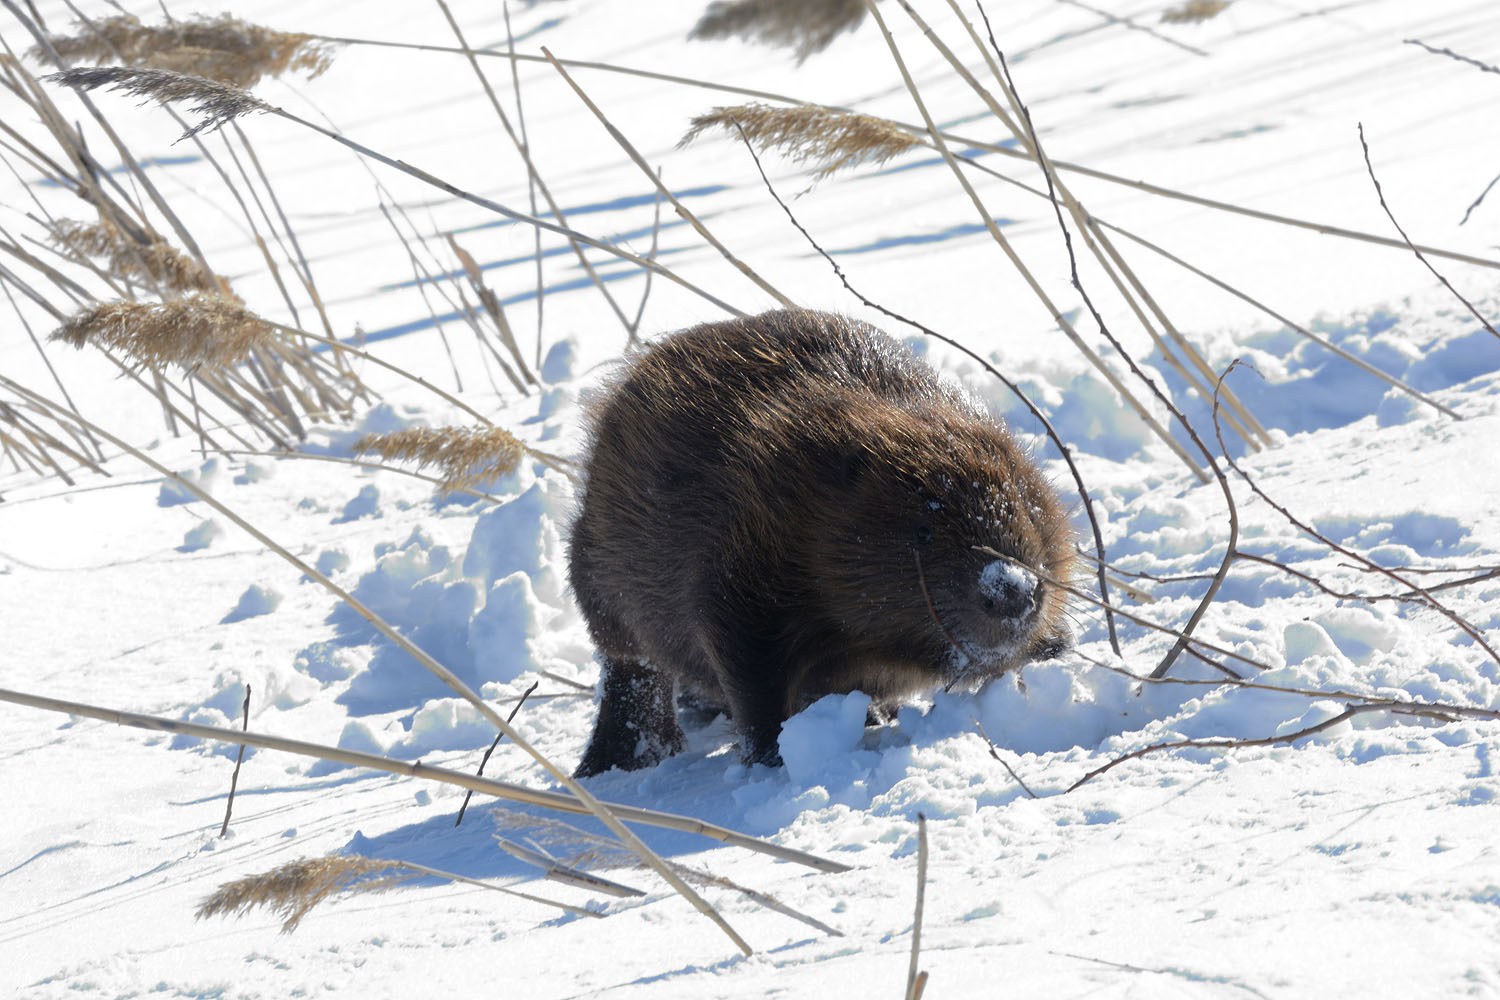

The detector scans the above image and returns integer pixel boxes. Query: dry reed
[47,219,230,296]
[39,13,336,90]
[196,856,411,933]
[46,66,270,137]
[689,0,868,62]
[1160,1,1230,24]
[353,425,526,493]
[50,294,276,372]
[681,103,919,177]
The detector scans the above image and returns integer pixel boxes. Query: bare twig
[456,681,538,826]
[972,720,1038,798]
[219,683,250,837]
[1357,123,1498,341]
[1066,704,1363,792]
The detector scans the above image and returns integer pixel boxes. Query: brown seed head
[48,219,231,296]
[38,13,337,89]
[196,856,410,933]
[681,103,920,178]
[353,425,526,493]
[48,66,270,137]
[51,294,275,371]
[1160,1,1231,24]
[688,0,867,63]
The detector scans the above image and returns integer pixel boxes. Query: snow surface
[3,1,1500,997]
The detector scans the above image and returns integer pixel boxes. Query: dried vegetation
[39,13,336,89]
[681,104,920,177]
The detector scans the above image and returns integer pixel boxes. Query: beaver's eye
[915,523,934,546]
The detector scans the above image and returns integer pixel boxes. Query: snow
[3,0,1500,997]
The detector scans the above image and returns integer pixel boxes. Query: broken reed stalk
[731,121,1122,656]
[905,813,929,1000]
[43,64,749,319]
[219,684,250,837]
[539,46,798,311]
[444,233,536,388]
[859,0,1210,484]
[1357,123,1499,342]
[434,0,635,345]
[0,399,756,955]
[0,684,850,875]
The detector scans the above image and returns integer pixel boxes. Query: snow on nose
[978,559,1039,620]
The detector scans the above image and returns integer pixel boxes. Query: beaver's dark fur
[568,310,1073,776]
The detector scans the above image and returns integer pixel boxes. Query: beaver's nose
[978,559,1039,620]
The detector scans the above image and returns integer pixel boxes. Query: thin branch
[456,680,537,826]
[1357,122,1498,341]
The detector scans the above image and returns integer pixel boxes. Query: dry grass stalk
[541,47,795,311]
[689,0,868,62]
[39,13,336,90]
[1161,1,1230,24]
[681,103,920,178]
[196,856,412,933]
[353,425,525,493]
[47,66,269,137]
[47,219,230,295]
[51,294,274,372]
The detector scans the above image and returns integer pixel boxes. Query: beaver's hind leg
[573,657,685,778]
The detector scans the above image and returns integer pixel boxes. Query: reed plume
[48,66,269,137]
[353,425,526,492]
[51,294,275,371]
[681,103,920,178]
[688,0,868,63]
[196,856,412,933]
[48,219,231,296]
[38,13,337,89]
[1161,1,1230,23]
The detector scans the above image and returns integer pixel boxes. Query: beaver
[568,309,1074,777]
